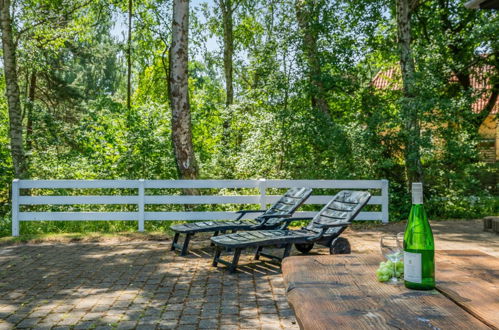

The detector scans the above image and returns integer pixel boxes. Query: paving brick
[178,314,199,325]
[176,326,196,330]
[15,317,41,329]
[261,314,281,329]
[74,320,97,329]
[33,321,55,330]
[161,310,181,320]
[221,306,238,315]
[52,304,73,313]
[198,318,219,329]
[220,325,239,330]
[116,320,137,329]
[0,323,14,330]
[202,302,220,311]
[278,309,295,318]
[93,326,114,330]
[52,326,73,330]
[82,311,103,321]
[259,304,278,314]
[240,308,259,319]
[143,309,162,318]
[4,314,23,325]
[240,317,262,329]
[220,314,239,325]
[27,309,49,318]
[182,307,201,315]
[136,324,157,330]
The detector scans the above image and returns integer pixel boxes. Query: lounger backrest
[259,187,313,226]
[306,190,371,233]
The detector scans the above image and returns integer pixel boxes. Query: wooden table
[282,250,499,330]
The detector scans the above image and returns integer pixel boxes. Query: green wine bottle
[403,182,435,290]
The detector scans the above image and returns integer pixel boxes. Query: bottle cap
[412,182,423,204]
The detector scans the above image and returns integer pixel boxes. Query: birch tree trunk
[395,0,423,183]
[220,0,234,106]
[295,0,330,118]
[169,0,198,180]
[26,71,36,151]
[0,0,27,178]
[127,0,132,110]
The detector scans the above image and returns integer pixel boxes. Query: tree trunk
[396,0,423,184]
[295,0,330,117]
[217,0,235,171]
[26,71,36,151]
[220,0,234,106]
[169,0,198,180]
[475,80,498,127]
[0,0,27,178]
[127,0,132,110]
[471,49,498,130]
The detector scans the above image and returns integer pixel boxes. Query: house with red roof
[372,66,498,163]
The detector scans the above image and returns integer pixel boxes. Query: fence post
[138,179,145,232]
[258,179,267,210]
[381,179,389,223]
[12,179,19,236]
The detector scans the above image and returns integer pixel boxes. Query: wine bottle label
[404,251,422,283]
[412,183,423,204]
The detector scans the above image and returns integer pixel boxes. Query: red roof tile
[372,65,498,115]
[372,67,401,90]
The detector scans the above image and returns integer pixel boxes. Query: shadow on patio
[0,240,300,329]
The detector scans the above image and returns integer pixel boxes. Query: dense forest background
[0,0,497,236]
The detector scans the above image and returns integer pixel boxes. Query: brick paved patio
[1,220,496,329]
[0,238,300,329]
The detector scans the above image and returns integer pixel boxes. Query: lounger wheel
[329,237,351,255]
[295,243,314,254]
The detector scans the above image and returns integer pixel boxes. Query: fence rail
[11,179,389,236]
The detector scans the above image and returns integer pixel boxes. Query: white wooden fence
[11,179,389,236]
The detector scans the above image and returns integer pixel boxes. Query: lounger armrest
[281,217,314,222]
[251,214,291,229]
[260,213,291,220]
[314,222,351,229]
[235,209,267,220]
[277,217,314,230]
[236,210,267,214]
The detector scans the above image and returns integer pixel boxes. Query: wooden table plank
[282,253,494,330]
[436,250,499,329]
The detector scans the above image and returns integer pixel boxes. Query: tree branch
[15,0,93,40]
[475,82,498,127]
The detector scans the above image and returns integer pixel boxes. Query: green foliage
[426,194,497,220]
[0,0,497,237]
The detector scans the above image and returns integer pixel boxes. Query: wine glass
[380,233,403,284]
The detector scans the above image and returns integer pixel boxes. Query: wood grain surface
[282,251,497,330]
[436,250,499,329]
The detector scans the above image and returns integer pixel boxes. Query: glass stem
[393,261,397,280]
